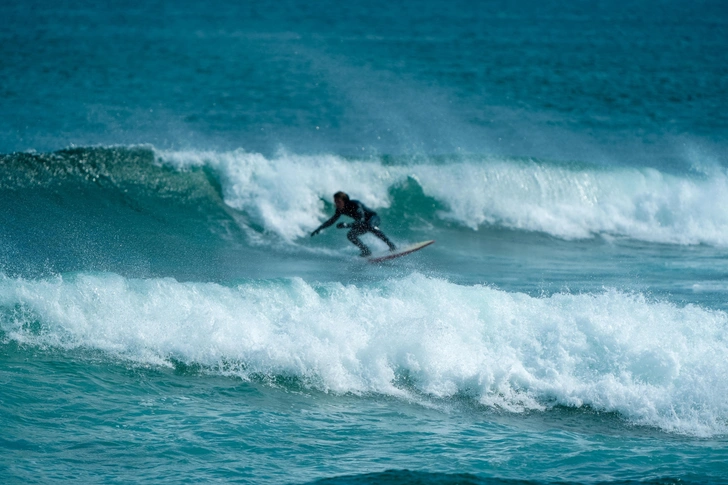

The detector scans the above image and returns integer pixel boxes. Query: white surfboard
[367,240,435,263]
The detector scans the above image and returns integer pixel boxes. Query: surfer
[310,191,396,257]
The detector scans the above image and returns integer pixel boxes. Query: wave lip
[156,148,728,247]
[2,272,727,437]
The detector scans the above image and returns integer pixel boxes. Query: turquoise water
[2,1,728,484]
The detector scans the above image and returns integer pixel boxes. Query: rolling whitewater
[2,1,728,484]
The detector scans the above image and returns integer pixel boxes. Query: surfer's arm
[311,212,340,236]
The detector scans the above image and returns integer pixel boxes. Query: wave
[158,148,728,246]
[4,145,728,248]
[2,271,727,437]
[0,146,252,277]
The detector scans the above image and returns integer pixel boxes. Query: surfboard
[367,240,435,263]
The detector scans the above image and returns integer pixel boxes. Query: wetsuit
[311,200,396,256]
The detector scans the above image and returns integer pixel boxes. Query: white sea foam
[156,149,728,246]
[157,149,398,241]
[2,272,727,436]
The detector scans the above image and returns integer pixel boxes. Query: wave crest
[5,146,728,246]
[158,149,728,246]
[2,272,727,436]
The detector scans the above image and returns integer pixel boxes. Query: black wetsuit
[312,200,396,256]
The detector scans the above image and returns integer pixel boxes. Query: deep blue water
[2,1,728,484]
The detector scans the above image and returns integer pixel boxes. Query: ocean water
[2,1,728,484]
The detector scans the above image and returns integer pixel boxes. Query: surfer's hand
[311,229,320,237]
[336,222,351,229]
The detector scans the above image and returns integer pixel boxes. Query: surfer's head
[334,191,349,210]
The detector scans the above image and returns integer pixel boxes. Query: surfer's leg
[369,227,396,251]
[347,225,371,256]
[367,217,396,251]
